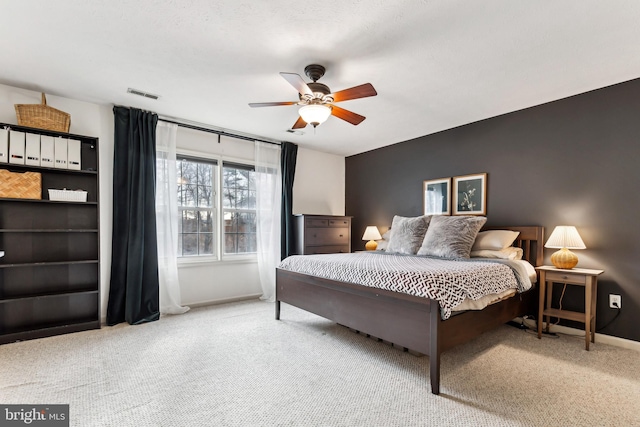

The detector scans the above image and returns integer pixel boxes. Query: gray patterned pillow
[386,215,432,255]
[417,215,487,259]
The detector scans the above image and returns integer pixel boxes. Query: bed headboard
[484,226,544,266]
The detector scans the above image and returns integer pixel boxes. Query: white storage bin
[48,188,87,202]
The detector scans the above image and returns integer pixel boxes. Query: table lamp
[362,226,382,251]
[544,225,586,269]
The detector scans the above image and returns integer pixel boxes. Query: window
[222,163,257,255]
[175,156,257,259]
[177,156,217,257]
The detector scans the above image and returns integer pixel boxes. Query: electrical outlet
[609,294,621,309]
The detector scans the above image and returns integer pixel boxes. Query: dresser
[293,214,352,255]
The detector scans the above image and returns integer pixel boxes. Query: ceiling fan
[249,64,377,129]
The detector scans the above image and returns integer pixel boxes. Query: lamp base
[365,240,378,251]
[551,248,578,269]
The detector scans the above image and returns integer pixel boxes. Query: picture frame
[453,173,487,215]
[423,177,451,215]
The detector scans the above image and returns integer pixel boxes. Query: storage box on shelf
[0,122,100,345]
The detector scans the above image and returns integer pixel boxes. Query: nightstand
[536,266,604,350]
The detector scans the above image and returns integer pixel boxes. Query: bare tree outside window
[223,164,257,254]
[176,157,216,257]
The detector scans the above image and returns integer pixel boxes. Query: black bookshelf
[0,122,100,344]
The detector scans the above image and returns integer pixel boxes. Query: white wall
[0,84,346,316]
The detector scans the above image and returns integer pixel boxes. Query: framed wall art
[423,177,451,215]
[453,173,487,215]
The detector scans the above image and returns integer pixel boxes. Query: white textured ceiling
[2,1,640,156]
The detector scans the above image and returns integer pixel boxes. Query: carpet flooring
[1,300,639,426]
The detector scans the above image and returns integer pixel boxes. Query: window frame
[221,161,258,258]
[176,149,258,265]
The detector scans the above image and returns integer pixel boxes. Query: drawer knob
[562,275,568,280]
[339,234,343,237]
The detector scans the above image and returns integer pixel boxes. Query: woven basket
[0,170,42,199]
[14,93,71,133]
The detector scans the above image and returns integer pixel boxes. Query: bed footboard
[276,268,443,394]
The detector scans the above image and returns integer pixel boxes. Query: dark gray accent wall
[346,78,640,343]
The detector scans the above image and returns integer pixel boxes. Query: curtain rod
[159,118,281,146]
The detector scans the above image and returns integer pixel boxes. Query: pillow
[385,215,431,255]
[417,215,487,259]
[470,247,524,260]
[376,229,391,251]
[472,230,520,251]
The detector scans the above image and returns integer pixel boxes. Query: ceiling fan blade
[249,101,297,108]
[292,116,307,129]
[331,105,366,125]
[331,83,377,102]
[280,72,313,96]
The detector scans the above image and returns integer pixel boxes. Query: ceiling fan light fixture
[299,104,332,127]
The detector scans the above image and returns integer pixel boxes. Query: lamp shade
[299,104,332,127]
[545,226,585,269]
[362,226,382,241]
[362,226,382,251]
[544,226,586,249]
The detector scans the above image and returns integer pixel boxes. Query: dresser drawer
[328,218,350,227]
[306,218,329,227]
[304,245,350,254]
[545,271,587,285]
[305,227,349,245]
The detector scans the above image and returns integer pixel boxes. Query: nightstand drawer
[545,271,587,285]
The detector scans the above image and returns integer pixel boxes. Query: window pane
[198,185,212,207]
[222,187,234,208]
[197,163,213,186]
[182,210,197,232]
[182,234,198,256]
[199,211,213,232]
[247,190,256,209]
[224,233,237,254]
[199,233,214,255]
[237,233,257,253]
[224,211,236,232]
[237,212,256,232]
[183,184,196,207]
[238,170,249,189]
[238,189,249,209]
[181,162,196,186]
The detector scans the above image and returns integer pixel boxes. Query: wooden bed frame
[275,226,544,395]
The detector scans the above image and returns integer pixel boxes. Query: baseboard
[184,294,263,308]
[99,294,264,325]
[515,317,640,352]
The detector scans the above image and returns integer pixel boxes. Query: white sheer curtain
[156,122,189,314]
[255,141,282,301]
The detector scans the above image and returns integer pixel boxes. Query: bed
[275,225,544,395]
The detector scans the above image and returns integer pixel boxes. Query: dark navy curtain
[280,141,298,260]
[107,106,160,326]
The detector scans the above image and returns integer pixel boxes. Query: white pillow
[472,230,520,251]
[376,229,391,251]
[470,247,523,260]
